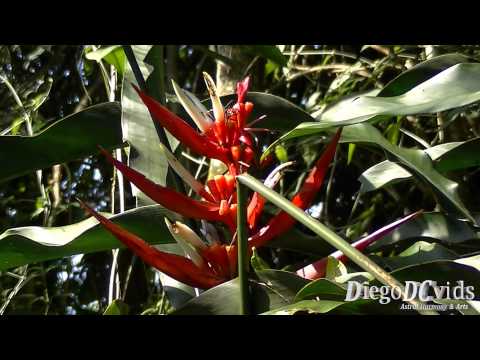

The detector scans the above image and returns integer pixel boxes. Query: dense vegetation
[1,45,480,315]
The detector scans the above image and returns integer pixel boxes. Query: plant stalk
[236,179,250,315]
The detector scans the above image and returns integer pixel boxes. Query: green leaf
[367,212,480,251]
[104,47,126,76]
[104,299,129,315]
[254,269,310,307]
[318,62,480,126]
[378,53,474,97]
[274,144,288,163]
[85,45,121,62]
[430,138,480,172]
[0,205,178,271]
[172,270,309,315]
[359,160,413,194]
[347,143,356,165]
[0,102,123,183]
[171,278,242,315]
[241,45,287,67]
[85,45,126,76]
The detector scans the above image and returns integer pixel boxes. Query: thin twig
[0,266,29,315]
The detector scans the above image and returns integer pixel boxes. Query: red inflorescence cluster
[80,73,343,289]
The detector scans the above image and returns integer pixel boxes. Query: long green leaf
[359,160,413,194]
[0,205,177,271]
[378,53,474,97]
[0,102,123,183]
[318,63,480,126]
[85,45,126,76]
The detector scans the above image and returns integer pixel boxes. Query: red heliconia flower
[85,74,386,290]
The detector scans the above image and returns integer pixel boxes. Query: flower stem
[236,179,250,315]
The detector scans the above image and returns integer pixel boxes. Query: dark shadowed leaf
[369,241,459,271]
[367,212,480,251]
[241,45,288,67]
[181,92,315,134]
[267,227,337,256]
[0,102,123,183]
[295,278,348,302]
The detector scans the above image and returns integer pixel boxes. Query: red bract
[132,84,231,165]
[98,147,236,230]
[249,128,343,248]
[80,201,225,289]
